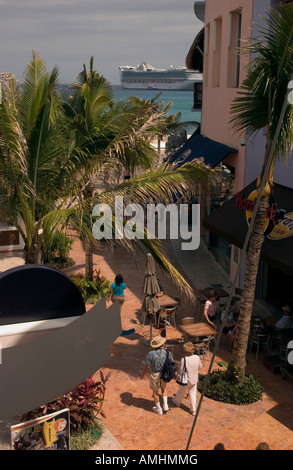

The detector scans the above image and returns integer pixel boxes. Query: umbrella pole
[150,314,153,342]
[144,312,160,346]
[143,312,153,346]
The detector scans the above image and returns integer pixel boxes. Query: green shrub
[197,369,263,405]
[44,231,75,268]
[70,270,111,304]
[70,419,104,450]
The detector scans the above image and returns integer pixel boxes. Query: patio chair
[193,337,210,366]
[156,306,177,329]
[249,333,271,360]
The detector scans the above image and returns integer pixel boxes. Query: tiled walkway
[64,236,293,451]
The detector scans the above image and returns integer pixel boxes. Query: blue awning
[169,133,238,168]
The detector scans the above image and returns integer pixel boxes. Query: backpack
[161,350,176,382]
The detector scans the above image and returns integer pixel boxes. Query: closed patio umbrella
[142,253,161,345]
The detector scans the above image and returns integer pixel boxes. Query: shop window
[212,17,222,87]
[193,82,203,110]
[204,23,210,87]
[227,10,242,88]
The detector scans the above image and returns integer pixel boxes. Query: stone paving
[0,236,292,451]
[64,236,293,451]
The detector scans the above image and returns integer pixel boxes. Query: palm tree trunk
[25,244,43,264]
[226,193,269,382]
[85,238,94,281]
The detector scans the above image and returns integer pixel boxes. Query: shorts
[149,371,166,393]
[111,296,125,305]
[208,314,217,322]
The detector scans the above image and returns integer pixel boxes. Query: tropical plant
[0,52,218,299]
[197,369,263,405]
[63,58,180,280]
[70,269,111,304]
[43,231,74,268]
[21,371,110,433]
[227,3,293,381]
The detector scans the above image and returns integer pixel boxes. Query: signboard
[267,211,293,240]
[236,189,293,240]
[11,408,70,450]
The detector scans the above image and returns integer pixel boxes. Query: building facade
[186,0,293,309]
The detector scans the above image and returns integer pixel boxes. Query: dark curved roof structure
[0,264,85,325]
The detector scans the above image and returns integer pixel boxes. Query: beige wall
[202,0,254,194]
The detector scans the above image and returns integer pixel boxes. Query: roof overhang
[186,27,204,71]
[169,132,238,169]
[203,180,293,276]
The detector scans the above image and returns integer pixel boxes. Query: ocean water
[112,85,201,126]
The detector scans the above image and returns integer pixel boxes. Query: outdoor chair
[156,306,177,329]
[249,333,271,360]
[193,337,210,366]
[140,310,157,327]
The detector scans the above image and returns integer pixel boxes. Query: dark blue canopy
[169,132,238,168]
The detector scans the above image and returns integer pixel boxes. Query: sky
[0,0,204,85]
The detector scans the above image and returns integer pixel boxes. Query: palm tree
[0,52,219,298]
[63,58,190,279]
[227,3,293,381]
[0,52,69,263]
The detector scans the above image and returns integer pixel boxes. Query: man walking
[140,335,173,415]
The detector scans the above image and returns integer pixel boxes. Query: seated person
[221,304,238,351]
[258,319,270,335]
[156,279,163,297]
[275,305,293,330]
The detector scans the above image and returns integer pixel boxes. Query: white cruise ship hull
[119,63,202,91]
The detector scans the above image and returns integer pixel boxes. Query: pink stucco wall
[201,0,254,194]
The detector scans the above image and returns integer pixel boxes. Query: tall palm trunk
[85,238,94,281]
[227,193,269,382]
[25,243,43,264]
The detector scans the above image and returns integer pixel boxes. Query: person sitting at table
[275,306,293,330]
[221,305,239,351]
[203,289,219,328]
[156,278,163,297]
[258,319,271,335]
[221,304,236,348]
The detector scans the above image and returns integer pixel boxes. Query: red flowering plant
[21,370,110,433]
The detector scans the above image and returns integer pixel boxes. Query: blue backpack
[161,350,176,382]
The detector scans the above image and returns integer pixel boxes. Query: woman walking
[108,274,126,309]
[172,342,202,416]
[108,274,131,335]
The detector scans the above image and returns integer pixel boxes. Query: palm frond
[94,161,217,208]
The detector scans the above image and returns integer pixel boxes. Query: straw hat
[150,335,166,348]
[282,305,291,313]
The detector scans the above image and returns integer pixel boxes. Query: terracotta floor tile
[65,236,293,451]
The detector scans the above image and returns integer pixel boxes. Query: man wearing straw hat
[140,335,173,415]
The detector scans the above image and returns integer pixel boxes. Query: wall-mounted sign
[236,189,292,240]
[267,211,293,240]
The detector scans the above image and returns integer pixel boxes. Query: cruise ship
[119,62,202,91]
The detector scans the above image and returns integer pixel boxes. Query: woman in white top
[172,342,202,415]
